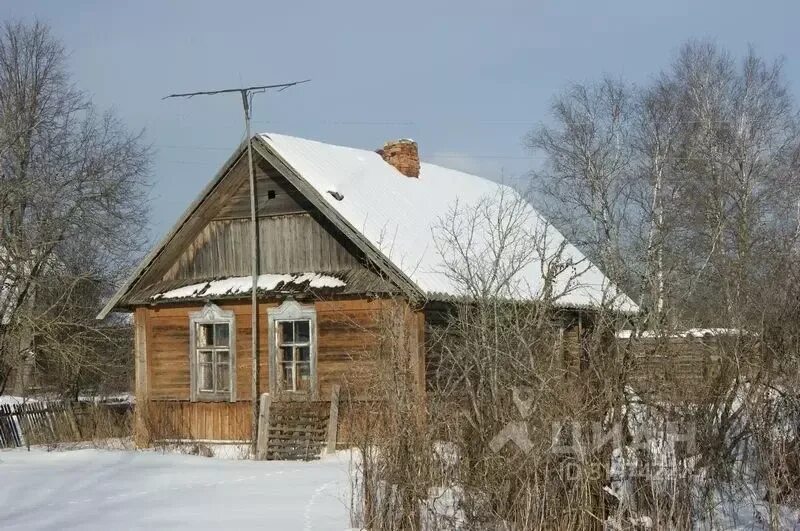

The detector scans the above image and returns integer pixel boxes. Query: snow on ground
[0,447,356,530]
[696,483,800,531]
[77,392,135,405]
[1,393,133,406]
[0,395,37,406]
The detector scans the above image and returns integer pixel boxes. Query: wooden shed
[99,133,637,456]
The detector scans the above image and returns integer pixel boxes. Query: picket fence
[0,401,80,448]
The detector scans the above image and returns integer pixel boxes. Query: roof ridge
[260,131,520,188]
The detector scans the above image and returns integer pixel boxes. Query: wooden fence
[0,401,81,448]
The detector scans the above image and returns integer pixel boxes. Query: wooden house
[98,133,637,456]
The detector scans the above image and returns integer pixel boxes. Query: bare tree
[524,40,800,529]
[526,77,635,288]
[432,186,585,304]
[629,75,682,325]
[662,42,800,325]
[352,188,634,529]
[0,20,149,396]
[351,40,800,531]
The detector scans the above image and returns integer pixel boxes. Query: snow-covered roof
[97,133,639,317]
[259,133,638,312]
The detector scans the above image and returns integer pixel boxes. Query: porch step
[264,400,329,461]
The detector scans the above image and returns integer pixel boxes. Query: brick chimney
[378,139,420,178]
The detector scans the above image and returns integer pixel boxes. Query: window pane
[298,346,310,362]
[281,346,293,363]
[197,324,214,347]
[216,363,230,392]
[199,363,213,391]
[214,323,230,346]
[279,321,293,343]
[217,350,230,364]
[295,320,310,343]
[198,350,213,364]
[296,363,310,392]
[281,363,293,391]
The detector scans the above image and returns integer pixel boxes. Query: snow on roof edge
[616,328,752,339]
[151,273,346,301]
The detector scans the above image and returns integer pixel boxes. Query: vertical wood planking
[147,400,253,441]
[160,214,363,283]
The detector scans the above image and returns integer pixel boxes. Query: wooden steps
[264,400,330,461]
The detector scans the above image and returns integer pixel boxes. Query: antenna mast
[164,79,310,457]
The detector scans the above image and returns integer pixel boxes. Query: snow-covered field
[0,447,354,530]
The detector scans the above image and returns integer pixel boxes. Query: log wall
[136,298,423,443]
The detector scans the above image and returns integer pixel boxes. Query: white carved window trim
[189,303,236,402]
[268,300,318,399]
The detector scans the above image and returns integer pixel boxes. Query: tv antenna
[164,79,310,456]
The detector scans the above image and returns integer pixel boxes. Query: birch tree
[630,75,682,325]
[666,42,800,324]
[526,77,634,289]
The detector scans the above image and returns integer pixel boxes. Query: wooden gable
[116,151,395,307]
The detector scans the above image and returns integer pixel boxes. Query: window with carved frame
[268,300,317,397]
[190,304,236,401]
[276,319,311,392]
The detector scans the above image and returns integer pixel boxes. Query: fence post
[65,401,82,440]
[255,393,271,460]
[326,384,341,455]
[22,403,31,450]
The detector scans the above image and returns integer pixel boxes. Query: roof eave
[423,291,640,314]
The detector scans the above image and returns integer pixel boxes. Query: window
[190,304,236,401]
[268,300,317,397]
[277,320,311,392]
[196,323,231,393]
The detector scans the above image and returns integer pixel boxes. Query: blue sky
[6,0,799,242]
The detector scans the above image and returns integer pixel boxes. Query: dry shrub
[349,298,800,530]
[72,402,132,440]
[348,298,631,530]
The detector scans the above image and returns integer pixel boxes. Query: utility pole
[164,80,310,457]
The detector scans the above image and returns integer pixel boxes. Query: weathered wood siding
[213,157,312,220]
[627,337,732,403]
[128,153,253,292]
[137,298,424,442]
[161,214,362,282]
[423,306,587,389]
[145,301,271,402]
[134,307,149,446]
[149,401,252,441]
[123,155,371,305]
[561,325,584,375]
